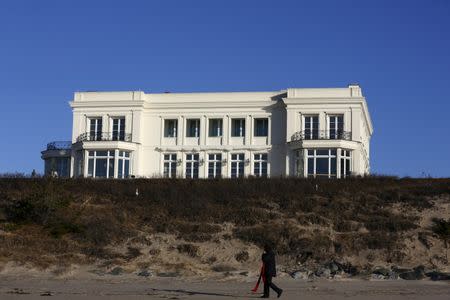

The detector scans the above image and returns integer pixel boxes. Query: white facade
[42,85,373,179]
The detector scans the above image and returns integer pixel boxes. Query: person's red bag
[251,264,265,293]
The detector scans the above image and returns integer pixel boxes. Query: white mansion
[41,85,373,179]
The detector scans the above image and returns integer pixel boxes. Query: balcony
[42,141,72,160]
[291,130,351,142]
[76,132,132,142]
[46,141,72,150]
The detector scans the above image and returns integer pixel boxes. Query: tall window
[306,149,337,178]
[163,154,177,178]
[185,154,199,178]
[112,117,125,141]
[89,118,102,141]
[232,119,245,137]
[253,153,268,177]
[117,151,130,179]
[209,119,223,137]
[186,119,200,137]
[304,115,319,140]
[231,153,245,178]
[340,150,352,178]
[329,115,344,139]
[254,118,268,137]
[208,153,222,178]
[164,119,178,137]
[87,150,115,178]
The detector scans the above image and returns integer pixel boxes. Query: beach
[1,275,449,300]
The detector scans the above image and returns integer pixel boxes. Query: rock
[109,267,124,275]
[291,270,310,280]
[137,269,153,277]
[425,271,450,281]
[372,267,390,277]
[326,262,341,274]
[157,272,180,277]
[398,267,425,280]
[239,271,249,276]
[342,264,359,276]
[392,266,412,274]
[89,269,105,276]
[371,274,386,280]
[315,267,331,278]
[388,271,399,280]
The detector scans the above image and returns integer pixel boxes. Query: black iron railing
[76,132,132,142]
[46,141,72,150]
[291,130,351,142]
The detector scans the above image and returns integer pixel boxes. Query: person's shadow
[149,288,261,298]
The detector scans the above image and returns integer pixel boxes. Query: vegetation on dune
[0,177,449,271]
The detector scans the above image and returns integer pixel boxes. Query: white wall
[68,85,373,178]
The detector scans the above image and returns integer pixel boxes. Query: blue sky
[0,0,449,177]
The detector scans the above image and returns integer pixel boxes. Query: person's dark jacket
[262,250,277,277]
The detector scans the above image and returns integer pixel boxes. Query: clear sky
[0,0,449,177]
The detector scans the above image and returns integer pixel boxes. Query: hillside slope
[0,177,449,279]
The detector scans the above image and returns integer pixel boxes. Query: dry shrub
[235,250,249,262]
[177,243,199,257]
[0,177,449,269]
[211,264,236,272]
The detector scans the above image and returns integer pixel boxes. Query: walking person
[261,244,283,298]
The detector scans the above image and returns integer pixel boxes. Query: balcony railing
[76,132,132,142]
[46,141,72,150]
[291,130,351,142]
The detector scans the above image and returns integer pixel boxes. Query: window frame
[185,153,199,178]
[89,117,103,141]
[230,153,245,178]
[328,115,344,139]
[164,119,178,138]
[117,151,131,179]
[231,118,246,137]
[306,149,337,178]
[208,118,223,137]
[303,115,319,140]
[254,118,269,137]
[163,153,177,178]
[253,153,268,177]
[340,149,352,178]
[186,119,200,138]
[112,117,126,141]
[87,150,115,178]
[208,153,222,178]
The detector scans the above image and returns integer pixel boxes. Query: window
[232,119,245,137]
[304,115,319,140]
[185,154,199,178]
[164,119,178,137]
[186,119,200,137]
[117,151,130,179]
[231,153,245,178]
[306,149,337,178]
[112,117,125,141]
[209,119,223,137]
[208,153,222,178]
[45,157,70,177]
[89,118,102,141]
[329,115,344,139]
[254,118,268,137]
[340,150,352,178]
[254,153,268,177]
[163,154,177,178]
[87,150,115,178]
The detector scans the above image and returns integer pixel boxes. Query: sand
[0,274,449,300]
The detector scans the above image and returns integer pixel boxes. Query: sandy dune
[0,275,449,300]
